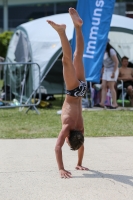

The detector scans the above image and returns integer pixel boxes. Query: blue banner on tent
[71,0,116,83]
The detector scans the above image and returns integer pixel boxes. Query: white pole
[3,0,8,31]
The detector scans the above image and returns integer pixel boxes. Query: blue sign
[71,0,116,83]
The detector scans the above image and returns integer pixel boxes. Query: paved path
[0,137,133,200]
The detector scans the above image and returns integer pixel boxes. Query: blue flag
[71,0,116,83]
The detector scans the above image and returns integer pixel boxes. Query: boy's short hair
[69,130,84,150]
[121,56,129,61]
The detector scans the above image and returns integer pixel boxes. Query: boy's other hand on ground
[75,165,89,170]
[60,169,72,178]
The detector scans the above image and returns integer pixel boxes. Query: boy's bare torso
[119,67,133,81]
[61,95,83,132]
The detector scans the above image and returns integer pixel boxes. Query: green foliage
[0,31,13,58]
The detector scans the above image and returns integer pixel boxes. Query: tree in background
[0,31,13,58]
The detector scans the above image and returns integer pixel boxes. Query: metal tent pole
[3,0,8,31]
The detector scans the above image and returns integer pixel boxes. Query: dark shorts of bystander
[123,81,133,89]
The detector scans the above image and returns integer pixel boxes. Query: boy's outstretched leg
[69,7,85,82]
[47,20,79,90]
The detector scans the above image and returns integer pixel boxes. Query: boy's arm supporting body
[55,96,88,178]
[55,123,88,178]
[55,124,72,178]
[76,145,86,170]
[76,128,88,170]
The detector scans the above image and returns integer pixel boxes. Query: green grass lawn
[0,95,133,139]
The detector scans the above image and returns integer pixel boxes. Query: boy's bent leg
[47,20,79,90]
[69,8,85,82]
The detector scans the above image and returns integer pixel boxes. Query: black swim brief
[123,81,133,89]
[66,81,87,97]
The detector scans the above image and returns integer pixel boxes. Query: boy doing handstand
[47,7,88,178]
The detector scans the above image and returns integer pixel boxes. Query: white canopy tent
[109,14,133,63]
[6,13,74,94]
[6,13,133,95]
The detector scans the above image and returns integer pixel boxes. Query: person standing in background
[97,41,119,109]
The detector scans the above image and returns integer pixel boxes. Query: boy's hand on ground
[75,165,89,170]
[59,169,72,178]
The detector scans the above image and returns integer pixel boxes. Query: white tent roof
[18,13,133,65]
[111,14,133,30]
[7,13,74,92]
[16,13,133,71]
[109,14,133,63]
[18,13,74,80]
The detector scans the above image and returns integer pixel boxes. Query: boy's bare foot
[69,7,83,27]
[47,20,66,33]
